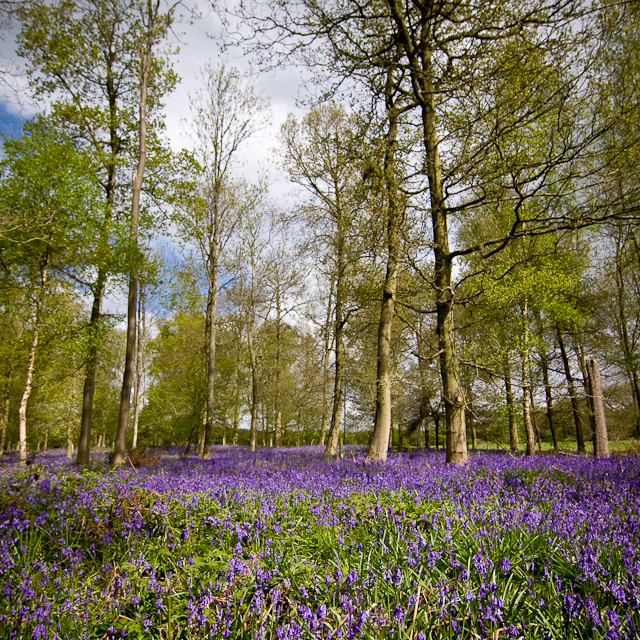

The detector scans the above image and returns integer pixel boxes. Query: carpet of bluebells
[1,446,639,640]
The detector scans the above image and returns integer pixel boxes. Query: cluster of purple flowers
[0,446,639,638]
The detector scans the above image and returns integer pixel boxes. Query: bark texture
[586,357,609,458]
[368,64,402,462]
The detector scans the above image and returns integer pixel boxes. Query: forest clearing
[1,446,639,639]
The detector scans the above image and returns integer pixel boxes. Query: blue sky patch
[0,102,26,137]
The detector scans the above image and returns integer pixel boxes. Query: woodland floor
[0,446,639,639]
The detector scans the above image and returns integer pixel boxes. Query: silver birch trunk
[19,254,50,466]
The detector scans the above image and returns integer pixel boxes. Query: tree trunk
[324,291,344,459]
[532,398,543,452]
[248,270,259,452]
[324,224,346,460]
[19,252,50,466]
[462,360,477,450]
[319,278,334,448]
[531,307,558,450]
[467,403,478,450]
[521,371,535,456]
[222,416,227,446]
[325,322,344,459]
[66,398,74,460]
[422,55,466,464]
[114,5,158,466]
[132,285,146,451]
[319,355,329,447]
[385,4,466,464]
[77,268,107,466]
[503,353,519,451]
[233,371,241,446]
[557,327,586,453]
[412,320,432,451]
[424,414,430,449]
[203,248,219,460]
[275,283,283,447]
[574,337,594,452]
[586,357,609,458]
[540,347,558,451]
[77,25,124,466]
[520,299,536,456]
[368,69,401,462]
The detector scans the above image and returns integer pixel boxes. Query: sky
[0,3,305,194]
[0,3,307,319]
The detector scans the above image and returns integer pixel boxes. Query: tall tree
[0,120,102,464]
[240,0,633,464]
[280,103,365,460]
[17,0,147,465]
[262,230,306,447]
[113,0,178,465]
[173,62,268,460]
[237,202,268,452]
[368,57,410,461]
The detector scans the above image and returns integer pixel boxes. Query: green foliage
[0,117,103,273]
[143,310,207,446]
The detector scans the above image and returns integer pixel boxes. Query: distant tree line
[0,0,639,465]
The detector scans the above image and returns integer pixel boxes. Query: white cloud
[163,7,304,205]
